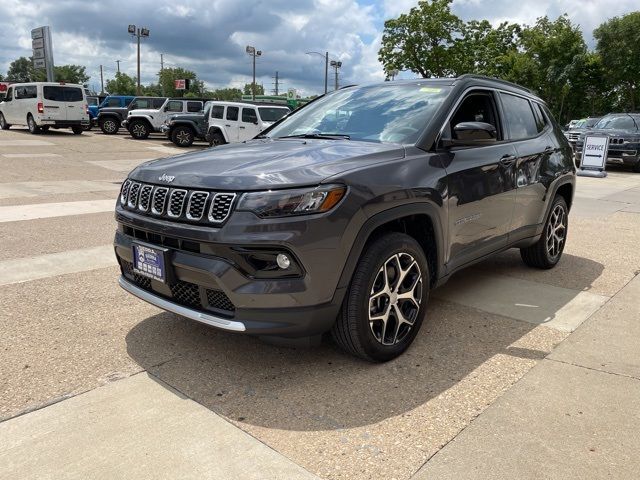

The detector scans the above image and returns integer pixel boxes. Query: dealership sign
[577,135,609,178]
[174,79,191,90]
[31,26,55,81]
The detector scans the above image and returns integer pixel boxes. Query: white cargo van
[0,82,90,134]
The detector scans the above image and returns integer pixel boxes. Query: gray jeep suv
[114,75,575,361]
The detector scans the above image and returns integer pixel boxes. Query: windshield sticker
[420,87,442,93]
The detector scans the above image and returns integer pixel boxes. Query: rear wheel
[129,119,150,139]
[171,126,195,147]
[331,232,429,362]
[520,196,568,269]
[99,117,120,134]
[40,126,50,133]
[0,113,9,130]
[71,126,83,135]
[27,115,40,134]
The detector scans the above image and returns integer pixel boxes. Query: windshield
[266,83,452,144]
[258,107,289,122]
[595,115,640,131]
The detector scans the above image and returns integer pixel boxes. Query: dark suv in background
[114,75,575,361]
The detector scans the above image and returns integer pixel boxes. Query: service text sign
[580,135,609,170]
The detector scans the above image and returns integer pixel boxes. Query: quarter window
[501,93,539,140]
[187,101,202,113]
[242,108,258,123]
[226,106,239,121]
[210,105,224,119]
[532,103,547,133]
[16,86,37,99]
[105,98,121,107]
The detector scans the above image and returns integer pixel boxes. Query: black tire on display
[171,126,195,147]
[72,126,83,135]
[129,119,150,140]
[331,232,430,362]
[0,113,10,130]
[520,195,569,269]
[27,115,41,134]
[99,117,120,135]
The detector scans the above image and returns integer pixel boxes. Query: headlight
[237,185,346,218]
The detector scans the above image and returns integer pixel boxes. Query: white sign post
[577,135,609,178]
[31,26,55,82]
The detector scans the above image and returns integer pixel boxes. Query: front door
[3,87,16,123]
[441,90,517,271]
[239,107,261,141]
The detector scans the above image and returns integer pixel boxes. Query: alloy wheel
[132,123,147,138]
[369,252,423,345]
[103,120,116,133]
[546,204,567,258]
[176,130,191,145]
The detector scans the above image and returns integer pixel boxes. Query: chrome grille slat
[208,193,236,223]
[120,179,132,205]
[186,191,209,220]
[138,185,153,212]
[167,189,188,218]
[152,187,169,215]
[127,182,141,208]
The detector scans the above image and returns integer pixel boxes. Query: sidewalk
[413,274,640,479]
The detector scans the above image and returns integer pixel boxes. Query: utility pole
[272,71,280,96]
[305,51,329,95]
[116,60,121,74]
[245,45,262,101]
[99,65,104,94]
[128,25,150,95]
[160,53,164,95]
[330,60,342,91]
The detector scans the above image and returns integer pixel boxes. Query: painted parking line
[87,159,156,172]
[0,245,116,286]
[433,270,609,332]
[0,199,115,223]
[0,180,121,199]
[0,140,55,146]
[2,153,62,158]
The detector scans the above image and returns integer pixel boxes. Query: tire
[0,113,9,130]
[83,122,92,131]
[171,126,195,147]
[27,115,40,134]
[99,117,120,135]
[40,126,49,132]
[208,131,225,147]
[633,161,640,173]
[129,119,150,140]
[71,126,83,135]
[331,232,430,362]
[520,196,568,269]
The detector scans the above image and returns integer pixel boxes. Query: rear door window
[187,101,202,113]
[166,100,183,112]
[226,106,239,121]
[500,93,539,140]
[210,105,224,119]
[241,108,258,123]
[16,86,37,99]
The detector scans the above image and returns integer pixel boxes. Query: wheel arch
[207,126,228,143]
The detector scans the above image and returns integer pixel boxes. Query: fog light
[276,253,291,269]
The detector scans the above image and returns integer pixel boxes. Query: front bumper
[574,148,639,167]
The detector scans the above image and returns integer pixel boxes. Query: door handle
[499,155,516,167]
[239,126,246,129]
[544,146,554,153]
[225,124,231,127]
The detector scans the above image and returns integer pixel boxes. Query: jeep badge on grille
[158,173,175,183]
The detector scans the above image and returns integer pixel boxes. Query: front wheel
[0,113,9,130]
[520,196,568,269]
[171,126,195,147]
[331,232,429,362]
[129,119,150,139]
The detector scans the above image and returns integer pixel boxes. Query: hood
[583,128,640,138]
[129,138,405,190]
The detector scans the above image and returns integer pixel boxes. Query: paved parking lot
[0,127,639,479]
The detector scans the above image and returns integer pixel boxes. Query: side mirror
[443,122,497,147]
[253,120,259,125]
[164,106,169,112]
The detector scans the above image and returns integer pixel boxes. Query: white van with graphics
[0,82,89,134]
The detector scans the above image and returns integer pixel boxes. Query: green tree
[209,88,242,101]
[378,0,462,78]
[243,83,264,96]
[7,57,38,82]
[54,65,89,84]
[105,72,137,95]
[455,20,521,77]
[594,12,640,111]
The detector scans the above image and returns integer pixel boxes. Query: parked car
[564,116,601,149]
[85,94,107,130]
[97,96,164,134]
[124,98,207,140]
[0,82,89,134]
[574,113,640,171]
[114,75,575,361]
[205,101,290,146]
[161,101,212,147]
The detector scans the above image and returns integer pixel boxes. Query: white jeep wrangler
[124,98,205,139]
[206,101,290,146]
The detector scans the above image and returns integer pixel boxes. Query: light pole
[128,25,149,95]
[116,60,121,74]
[245,45,262,101]
[330,60,342,91]
[306,51,329,95]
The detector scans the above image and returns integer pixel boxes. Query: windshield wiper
[625,113,639,131]
[276,133,351,140]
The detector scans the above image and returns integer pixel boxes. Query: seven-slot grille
[120,181,236,225]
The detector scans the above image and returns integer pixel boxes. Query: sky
[0,0,637,96]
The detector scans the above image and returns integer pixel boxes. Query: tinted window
[258,107,289,122]
[16,86,37,99]
[43,86,83,102]
[105,98,121,107]
[87,97,100,106]
[532,103,547,133]
[64,87,83,102]
[501,93,538,140]
[594,115,640,131]
[5,88,13,101]
[152,98,165,109]
[129,98,163,110]
[187,101,202,113]
[210,105,224,119]
[242,108,258,123]
[448,92,500,140]
[267,83,452,144]
[226,106,239,121]
[166,100,182,112]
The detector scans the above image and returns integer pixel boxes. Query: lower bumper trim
[118,275,246,332]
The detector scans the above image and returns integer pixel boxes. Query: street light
[128,24,150,95]
[330,60,342,91]
[306,51,329,95]
[246,45,262,101]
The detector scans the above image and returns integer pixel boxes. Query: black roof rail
[456,74,534,94]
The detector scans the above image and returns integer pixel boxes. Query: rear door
[63,86,85,121]
[42,85,68,121]
[3,87,16,123]
[240,107,260,140]
[224,106,240,142]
